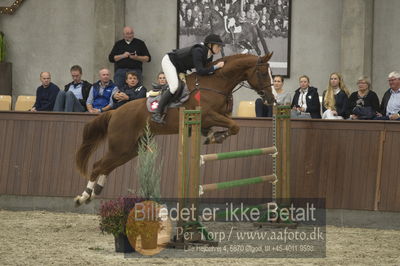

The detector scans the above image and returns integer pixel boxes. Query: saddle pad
[146,85,190,113]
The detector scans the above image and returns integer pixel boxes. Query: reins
[188,56,272,102]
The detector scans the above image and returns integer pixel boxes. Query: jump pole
[200,146,277,165]
[199,174,277,195]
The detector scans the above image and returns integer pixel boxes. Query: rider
[151,34,225,124]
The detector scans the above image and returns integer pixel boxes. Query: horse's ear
[264,52,273,62]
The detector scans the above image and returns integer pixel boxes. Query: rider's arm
[192,47,217,75]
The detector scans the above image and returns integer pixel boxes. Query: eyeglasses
[388,79,398,82]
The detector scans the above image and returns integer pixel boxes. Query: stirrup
[152,112,166,124]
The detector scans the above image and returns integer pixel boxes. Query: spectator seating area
[0,95,36,111]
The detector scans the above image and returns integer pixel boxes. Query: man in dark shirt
[108,26,151,89]
[30,72,60,112]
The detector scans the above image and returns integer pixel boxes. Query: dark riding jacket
[291,86,321,119]
[168,44,216,75]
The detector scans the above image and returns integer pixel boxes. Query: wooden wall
[0,111,399,212]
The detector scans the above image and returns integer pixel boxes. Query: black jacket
[108,38,151,71]
[291,86,321,119]
[322,90,350,119]
[168,44,215,75]
[112,84,147,109]
[348,90,380,114]
[64,80,92,110]
[379,88,400,116]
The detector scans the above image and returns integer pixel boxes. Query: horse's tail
[76,112,113,179]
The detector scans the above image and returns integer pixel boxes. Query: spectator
[112,72,146,110]
[53,65,92,112]
[259,15,269,32]
[260,6,270,21]
[321,72,350,119]
[185,9,195,28]
[30,72,60,112]
[157,72,167,86]
[349,76,380,120]
[255,75,291,117]
[152,34,225,124]
[247,4,260,25]
[376,71,400,120]
[149,72,168,97]
[291,75,321,119]
[86,68,118,113]
[108,26,151,89]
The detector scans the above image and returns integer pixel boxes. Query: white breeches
[322,109,343,120]
[161,55,179,94]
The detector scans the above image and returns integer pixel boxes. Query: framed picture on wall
[177,0,291,77]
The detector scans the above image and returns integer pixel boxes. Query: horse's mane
[212,54,257,78]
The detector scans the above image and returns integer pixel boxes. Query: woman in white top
[272,75,292,105]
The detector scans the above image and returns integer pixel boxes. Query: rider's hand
[216,61,224,69]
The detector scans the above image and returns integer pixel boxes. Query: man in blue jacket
[86,68,118,113]
[30,72,60,112]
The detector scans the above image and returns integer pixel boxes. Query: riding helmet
[204,34,225,46]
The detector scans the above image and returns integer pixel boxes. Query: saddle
[146,74,190,113]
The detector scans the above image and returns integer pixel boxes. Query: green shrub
[135,123,162,200]
[0,32,5,62]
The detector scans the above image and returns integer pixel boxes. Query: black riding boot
[152,90,174,124]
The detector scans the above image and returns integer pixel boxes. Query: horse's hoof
[85,194,94,204]
[214,134,227,144]
[74,196,82,207]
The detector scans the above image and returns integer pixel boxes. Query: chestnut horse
[74,53,274,206]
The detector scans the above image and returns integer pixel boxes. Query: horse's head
[246,53,275,104]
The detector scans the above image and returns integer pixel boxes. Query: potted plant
[135,122,162,200]
[126,123,164,250]
[126,200,163,250]
[0,31,12,95]
[99,196,143,253]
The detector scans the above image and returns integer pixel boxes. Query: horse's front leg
[203,112,239,144]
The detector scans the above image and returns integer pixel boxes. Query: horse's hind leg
[74,146,138,206]
[92,148,138,196]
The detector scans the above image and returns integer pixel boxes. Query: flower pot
[114,233,134,253]
[140,222,159,249]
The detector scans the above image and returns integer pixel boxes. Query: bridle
[253,57,273,102]
[230,57,273,101]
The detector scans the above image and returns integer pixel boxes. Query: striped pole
[199,174,277,195]
[200,146,277,165]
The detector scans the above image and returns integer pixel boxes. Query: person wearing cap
[151,33,225,124]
